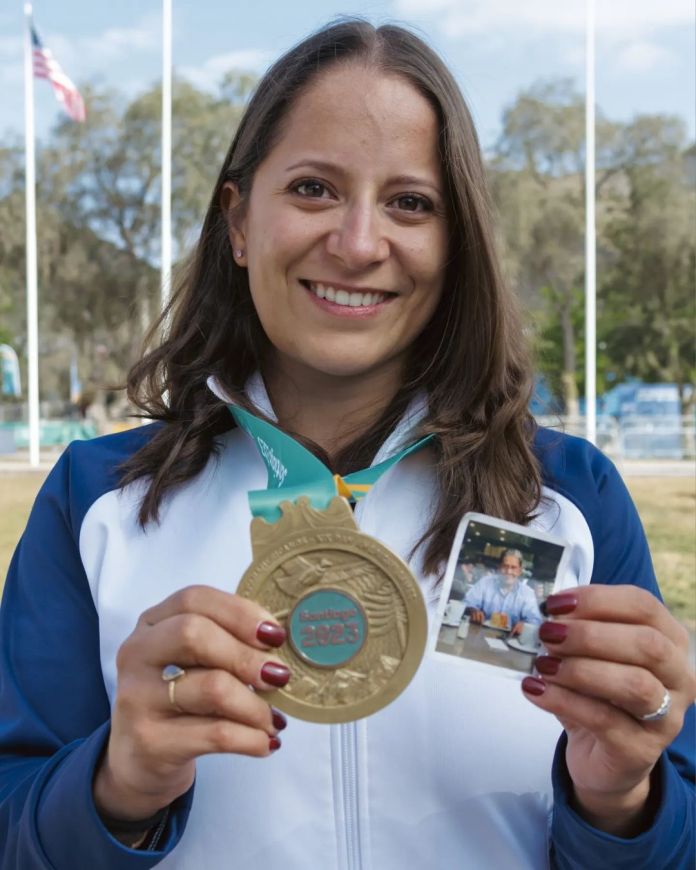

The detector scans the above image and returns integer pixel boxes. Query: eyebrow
[284,159,442,195]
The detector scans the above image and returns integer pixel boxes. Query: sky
[0,0,694,151]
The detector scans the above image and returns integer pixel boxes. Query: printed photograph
[432,513,569,676]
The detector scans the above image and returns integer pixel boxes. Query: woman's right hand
[469,608,485,624]
[93,585,290,821]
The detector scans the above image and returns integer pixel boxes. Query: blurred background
[0,1,694,631]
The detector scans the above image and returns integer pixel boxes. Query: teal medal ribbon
[226,403,433,522]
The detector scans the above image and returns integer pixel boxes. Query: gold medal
[237,496,427,723]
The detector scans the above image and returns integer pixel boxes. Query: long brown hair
[120,19,541,576]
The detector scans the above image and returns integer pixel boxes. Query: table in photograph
[436,622,535,674]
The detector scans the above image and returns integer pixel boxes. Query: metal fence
[1,401,695,461]
[536,415,696,461]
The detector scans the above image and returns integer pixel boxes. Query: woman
[1,20,693,870]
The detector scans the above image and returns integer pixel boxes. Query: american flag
[31,25,86,123]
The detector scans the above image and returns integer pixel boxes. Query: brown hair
[120,18,541,577]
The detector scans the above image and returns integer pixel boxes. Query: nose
[326,199,389,269]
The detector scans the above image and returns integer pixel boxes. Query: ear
[220,181,248,267]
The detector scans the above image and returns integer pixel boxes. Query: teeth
[308,282,386,308]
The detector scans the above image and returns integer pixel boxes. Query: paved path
[2,451,694,478]
[0,450,61,473]
[615,459,696,478]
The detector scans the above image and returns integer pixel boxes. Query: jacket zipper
[340,721,362,870]
[335,496,369,870]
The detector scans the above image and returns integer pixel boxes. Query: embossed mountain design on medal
[237,496,428,723]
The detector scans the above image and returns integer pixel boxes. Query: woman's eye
[392,194,433,213]
[292,180,330,198]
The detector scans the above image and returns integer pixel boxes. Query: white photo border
[428,511,571,680]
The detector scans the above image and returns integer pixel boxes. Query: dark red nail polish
[256,621,286,648]
[261,662,291,688]
[271,708,287,731]
[544,593,578,616]
[539,621,568,644]
[522,676,546,696]
[535,655,561,676]
[269,736,282,751]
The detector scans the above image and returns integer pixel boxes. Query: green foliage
[0,72,255,404]
[0,72,692,413]
[598,139,696,402]
[491,80,695,412]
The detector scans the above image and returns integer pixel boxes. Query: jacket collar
[206,372,429,466]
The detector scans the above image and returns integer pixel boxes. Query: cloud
[615,41,671,73]
[0,35,22,92]
[48,14,160,77]
[391,0,693,37]
[178,49,274,93]
[0,35,22,59]
[0,14,161,133]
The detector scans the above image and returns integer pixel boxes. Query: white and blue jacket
[0,383,693,869]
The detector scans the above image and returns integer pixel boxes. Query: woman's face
[225,64,449,383]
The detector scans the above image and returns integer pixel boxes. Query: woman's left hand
[522,585,696,836]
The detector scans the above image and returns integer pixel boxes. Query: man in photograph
[464,549,543,636]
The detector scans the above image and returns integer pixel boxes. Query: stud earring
[234,249,244,259]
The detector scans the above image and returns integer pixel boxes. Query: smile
[303,281,392,308]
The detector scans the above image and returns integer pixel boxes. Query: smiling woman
[0,16,694,870]
[121,18,538,544]
[220,65,448,433]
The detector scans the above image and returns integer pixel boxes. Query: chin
[300,356,384,379]
[277,340,397,380]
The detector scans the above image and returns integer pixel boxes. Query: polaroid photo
[429,512,570,678]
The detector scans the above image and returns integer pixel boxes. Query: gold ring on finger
[161,664,186,713]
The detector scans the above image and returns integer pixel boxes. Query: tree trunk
[560,295,579,418]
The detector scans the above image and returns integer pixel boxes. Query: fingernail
[271,708,287,731]
[261,662,291,688]
[269,736,282,752]
[544,593,578,616]
[522,676,546,696]
[256,621,286,648]
[539,621,568,644]
[535,655,561,676]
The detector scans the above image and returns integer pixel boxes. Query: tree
[0,143,28,349]
[0,72,256,407]
[598,120,695,407]
[491,81,590,414]
[490,80,694,413]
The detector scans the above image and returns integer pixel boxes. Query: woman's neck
[263,355,404,457]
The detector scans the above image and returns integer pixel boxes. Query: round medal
[237,496,428,723]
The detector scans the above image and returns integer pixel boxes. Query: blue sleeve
[551,723,695,869]
[0,443,193,869]
[538,433,695,869]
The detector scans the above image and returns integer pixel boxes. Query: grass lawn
[0,471,694,627]
[0,472,48,583]
[624,476,696,629]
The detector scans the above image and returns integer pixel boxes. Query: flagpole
[161,0,172,311]
[23,1,40,466]
[585,0,597,444]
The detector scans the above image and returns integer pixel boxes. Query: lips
[302,280,393,308]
